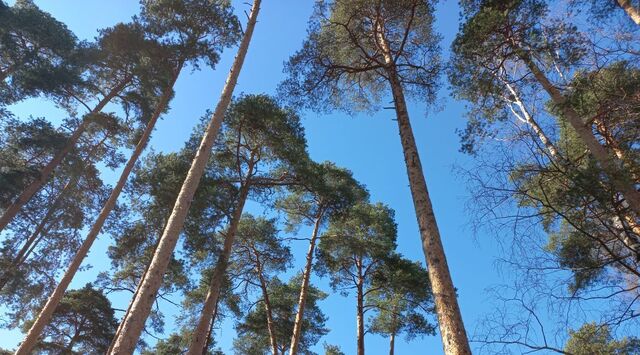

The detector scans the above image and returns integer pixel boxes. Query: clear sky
[2,1,508,354]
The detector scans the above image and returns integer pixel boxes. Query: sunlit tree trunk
[108,3,260,352]
[14,64,182,355]
[289,207,324,355]
[617,0,640,24]
[187,174,252,355]
[0,77,131,233]
[377,28,471,355]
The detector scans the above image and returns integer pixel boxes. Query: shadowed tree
[316,202,397,355]
[109,2,261,352]
[279,2,471,352]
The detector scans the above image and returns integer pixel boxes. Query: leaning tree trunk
[14,66,182,355]
[257,263,278,355]
[0,77,131,233]
[378,33,471,355]
[187,177,252,355]
[108,3,260,352]
[289,209,324,355]
[617,0,640,24]
[519,51,640,218]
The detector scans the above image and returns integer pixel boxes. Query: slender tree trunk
[187,178,252,355]
[14,66,182,355]
[108,3,260,352]
[0,77,130,233]
[501,79,560,159]
[203,298,220,353]
[377,31,471,355]
[356,258,365,355]
[617,0,640,24]
[519,52,640,218]
[389,332,395,355]
[0,183,65,291]
[257,264,278,355]
[289,208,324,355]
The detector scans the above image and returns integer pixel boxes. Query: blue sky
[2,1,509,354]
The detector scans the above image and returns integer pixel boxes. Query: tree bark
[289,208,324,355]
[377,29,471,355]
[108,2,260,352]
[501,79,560,159]
[389,332,395,355]
[0,77,131,233]
[257,263,278,355]
[14,65,182,355]
[519,52,640,219]
[187,177,252,355]
[617,0,640,24]
[356,258,365,355]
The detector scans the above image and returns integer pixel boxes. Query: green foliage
[233,276,328,355]
[368,255,436,341]
[450,0,586,154]
[276,161,369,232]
[140,0,241,69]
[564,323,640,355]
[323,343,345,355]
[0,116,67,209]
[280,0,440,113]
[316,202,397,292]
[0,0,80,104]
[31,284,117,354]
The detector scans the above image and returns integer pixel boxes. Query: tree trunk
[14,66,182,355]
[203,297,220,354]
[0,77,130,233]
[257,264,278,355]
[519,51,640,218]
[389,332,395,355]
[187,178,252,355]
[356,259,365,355]
[501,79,560,159]
[108,2,260,352]
[289,209,324,355]
[617,0,640,24]
[377,30,471,355]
